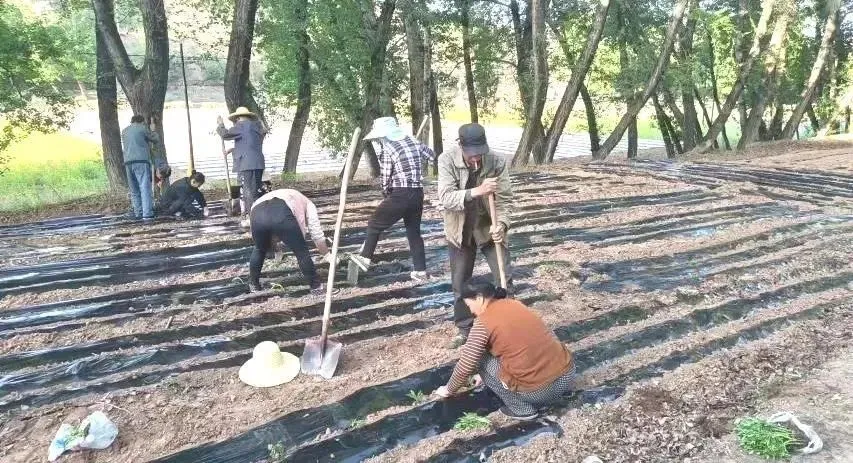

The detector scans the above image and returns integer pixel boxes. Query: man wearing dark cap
[437,123,514,347]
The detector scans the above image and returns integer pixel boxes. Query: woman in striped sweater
[432,282,576,420]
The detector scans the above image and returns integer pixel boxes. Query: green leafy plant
[267,441,287,463]
[269,283,285,291]
[407,390,427,405]
[453,413,491,432]
[736,417,799,460]
[349,418,366,429]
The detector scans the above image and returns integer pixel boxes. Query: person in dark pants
[348,117,435,282]
[248,189,334,295]
[121,115,158,220]
[216,106,266,227]
[432,282,576,420]
[159,171,208,219]
[437,123,514,348]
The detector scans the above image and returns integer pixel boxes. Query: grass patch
[349,418,367,430]
[0,132,108,213]
[736,417,799,459]
[407,390,427,405]
[453,412,491,432]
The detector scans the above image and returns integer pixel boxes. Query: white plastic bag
[48,411,118,461]
[767,412,823,455]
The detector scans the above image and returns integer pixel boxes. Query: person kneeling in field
[248,189,334,295]
[159,171,208,219]
[432,282,576,420]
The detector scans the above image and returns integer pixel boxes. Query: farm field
[1,138,852,462]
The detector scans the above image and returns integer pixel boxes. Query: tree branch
[91,0,138,86]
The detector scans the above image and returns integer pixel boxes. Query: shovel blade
[301,338,343,379]
[347,260,361,286]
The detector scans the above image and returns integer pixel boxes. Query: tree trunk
[92,0,170,162]
[679,0,699,150]
[662,88,685,129]
[780,0,841,139]
[348,0,397,180]
[627,110,638,159]
[807,104,821,133]
[509,0,533,114]
[424,24,441,175]
[404,1,426,134]
[653,93,676,158]
[283,0,311,173]
[593,0,689,159]
[739,1,791,149]
[735,0,751,137]
[95,27,126,189]
[429,78,443,175]
[706,27,731,149]
[543,0,611,162]
[513,0,549,166]
[694,0,778,153]
[459,0,479,123]
[768,102,784,139]
[694,87,718,149]
[224,0,263,117]
[579,82,600,154]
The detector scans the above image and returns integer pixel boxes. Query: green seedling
[453,412,491,432]
[231,277,245,285]
[269,283,285,291]
[736,417,800,460]
[407,390,427,405]
[349,418,367,429]
[267,441,287,463]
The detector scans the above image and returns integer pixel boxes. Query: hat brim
[238,352,301,388]
[461,143,489,157]
[229,111,258,121]
[364,127,407,142]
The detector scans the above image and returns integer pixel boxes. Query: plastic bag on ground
[48,411,118,461]
[767,411,823,455]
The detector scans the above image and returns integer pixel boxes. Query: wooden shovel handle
[320,127,361,342]
[220,137,232,191]
[488,194,508,289]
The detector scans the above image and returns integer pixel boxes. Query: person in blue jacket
[216,107,267,226]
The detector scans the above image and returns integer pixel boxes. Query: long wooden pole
[180,43,195,175]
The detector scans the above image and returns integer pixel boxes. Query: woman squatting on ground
[433,282,577,420]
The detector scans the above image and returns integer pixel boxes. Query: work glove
[322,253,340,265]
[490,222,507,244]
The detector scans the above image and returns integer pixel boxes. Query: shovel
[487,193,508,289]
[301,127,361,379]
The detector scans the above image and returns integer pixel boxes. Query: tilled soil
[1,138,852,463]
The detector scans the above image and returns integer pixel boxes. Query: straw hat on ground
[229,106,258,121]
[364,116,407,141]
[239,341,300,387]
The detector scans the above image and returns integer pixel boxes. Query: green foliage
[453,412,491,431]
[406,389,427,405]
[349,418,367,429]
[0,0,75,173]
[735,417,799,460]
[267,441,287,463]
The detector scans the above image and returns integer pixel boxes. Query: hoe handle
[488,194,508,289]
